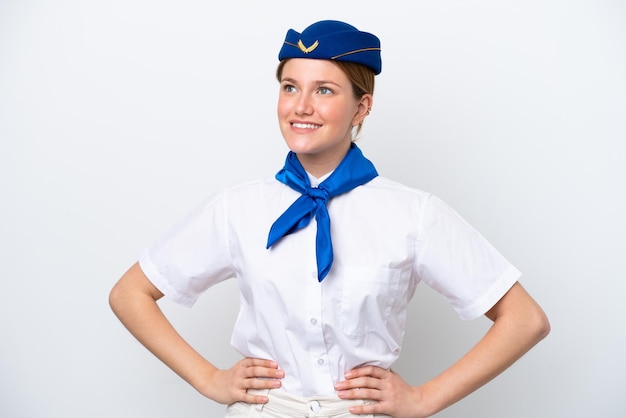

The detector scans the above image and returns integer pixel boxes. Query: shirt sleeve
[138,192,235,307]
[415,194,521,320]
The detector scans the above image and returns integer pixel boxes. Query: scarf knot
[267,143,378,282]
[305,187,329,203]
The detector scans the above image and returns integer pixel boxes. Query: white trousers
[225,389,392,418]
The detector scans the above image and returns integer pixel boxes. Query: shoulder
[214,177,286,199]
[367,176,429,194]
[361,176,433,203]
[335,176,436,222]
[205,177,298,218]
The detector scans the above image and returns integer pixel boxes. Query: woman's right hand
[201,357,284,405]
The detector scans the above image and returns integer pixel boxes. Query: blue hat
[278,20,382,75]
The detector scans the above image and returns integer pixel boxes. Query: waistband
[226,388,391,417]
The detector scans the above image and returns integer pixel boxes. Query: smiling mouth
[292,122,321,129]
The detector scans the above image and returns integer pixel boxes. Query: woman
[109,20,550,417]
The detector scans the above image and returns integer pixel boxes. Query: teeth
[292,123,321,129]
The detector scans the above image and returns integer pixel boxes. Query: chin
[283,138,319,155]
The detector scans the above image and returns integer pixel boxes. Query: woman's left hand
[334,366,426,418]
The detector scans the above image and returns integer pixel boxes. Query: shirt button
[311,271,317,279]
[310,318,317,325]
[317,358,325,365]
[309,400,321,412]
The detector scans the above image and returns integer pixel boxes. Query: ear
[352,94,373,126]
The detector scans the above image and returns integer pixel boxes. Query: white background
[1,1,625,417]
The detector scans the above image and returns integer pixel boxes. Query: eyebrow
[281,77,342,87]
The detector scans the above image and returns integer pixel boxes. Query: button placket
[304,270,332,394]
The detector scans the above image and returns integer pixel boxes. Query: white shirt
[138,175,520,397]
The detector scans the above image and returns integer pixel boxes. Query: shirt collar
[307,171,333,187]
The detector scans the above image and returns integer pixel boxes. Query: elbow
[108,282,123,317]
[108,263,163,321]
[528,304,551,345]
[536,309,551,342]
[109,279,132,320]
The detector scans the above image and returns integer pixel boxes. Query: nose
[295,94,313,116]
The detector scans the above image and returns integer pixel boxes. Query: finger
[236,358,283,380]
[336,374,384,391]
[347,402,387,416]
[241,358,284,378]
[241,357,279,369]
[345,365,388,379]
[337,387,382,401]
[245,376,283,390]
[245,365,284,379]
[239,392,270,405]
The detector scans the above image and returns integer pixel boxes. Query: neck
[295,143,352,178]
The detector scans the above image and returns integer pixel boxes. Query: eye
[317,86,333,95]
[281,83,297,93]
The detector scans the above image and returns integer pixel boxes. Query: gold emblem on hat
[297,39,319,54]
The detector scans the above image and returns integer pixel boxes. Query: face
[277,58,372,175]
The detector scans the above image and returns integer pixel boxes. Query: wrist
[413,383,445,418]
[189,362,221,400]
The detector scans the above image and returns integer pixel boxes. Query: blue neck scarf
[266,143,378,282]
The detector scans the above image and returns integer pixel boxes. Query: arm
[335,281,550,417]
[109,262,283,405]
